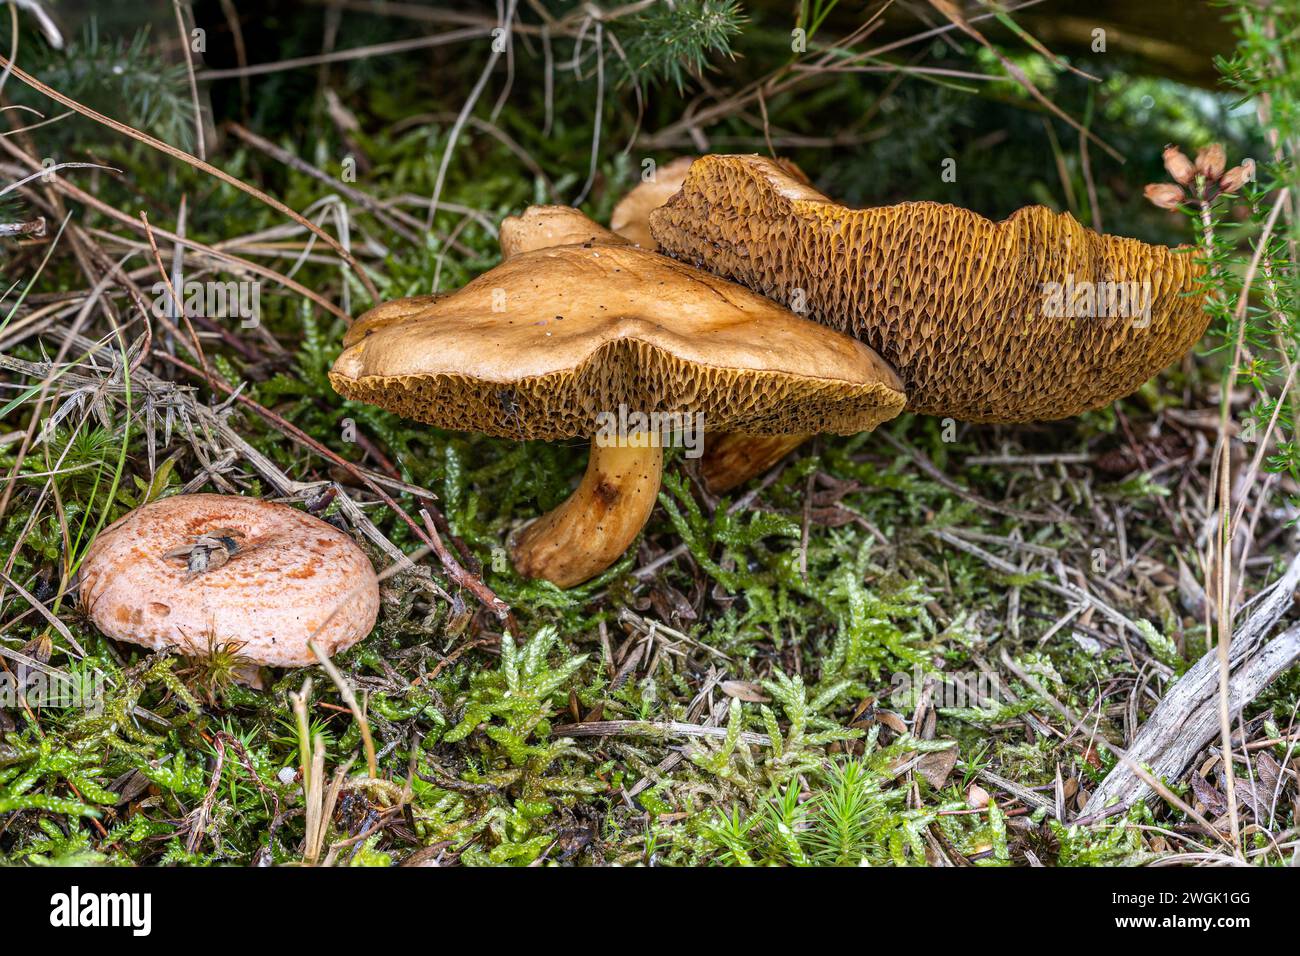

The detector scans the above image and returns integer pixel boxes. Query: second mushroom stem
[511,432,663,588]
[700,432,812,493]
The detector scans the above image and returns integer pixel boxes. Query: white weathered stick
[1085,552,1300,815]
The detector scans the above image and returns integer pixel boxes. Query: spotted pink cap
[79,494,380,667]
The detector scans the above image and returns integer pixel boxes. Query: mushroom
[79,494,380,667]
[329,208,905,587]
[609,156,696,249]
[650,154,1210,489]
[609,156,813,251]
[699,432,811,494]
[499,204,627,259]
[343,292,445,343]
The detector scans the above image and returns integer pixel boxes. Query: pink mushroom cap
[79,494,380,667]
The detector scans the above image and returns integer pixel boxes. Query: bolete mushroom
[79,494,380,667]
[609,156,813,251]
[499,204,627,259]
[330,210,905,588]
[650,154,1210,489]
[609,156,696,249]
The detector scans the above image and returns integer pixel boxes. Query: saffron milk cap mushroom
[650,153,1210,490]
[79,494,380,667]
[330,207,905,588]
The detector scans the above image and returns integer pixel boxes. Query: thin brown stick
[172,0,206,160]
[197,26,490,80]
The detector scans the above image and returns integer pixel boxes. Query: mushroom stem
[511,434,663,587]
[701,432,811,493]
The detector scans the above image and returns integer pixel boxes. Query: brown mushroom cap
[649,154,1209,423]
[343,293,444,348]
[500,205,628,260]
[329,240,906,440]
[609,157,696,249]
[79,494,380,668]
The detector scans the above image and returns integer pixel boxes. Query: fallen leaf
[917,746,959,789]
[1191,772,1228,817]
[720,680,769,703]
[1255,751,1285,796]
[875,710,909,735]
[809,507,857,528]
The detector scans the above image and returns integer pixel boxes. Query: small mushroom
[650,154,1210,489]
[79,494,380,667]
[330,208,904,587]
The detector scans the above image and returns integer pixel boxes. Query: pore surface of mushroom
[610,156,814,252]
[330,221,905,587]
[649,153,1210,424]
[80,494,380,667]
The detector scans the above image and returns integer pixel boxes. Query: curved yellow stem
[511,435,662,588]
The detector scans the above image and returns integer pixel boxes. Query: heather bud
[1195,143,1226,181]
[1218,158,1255,194]
[1144,183,1185,210]
[1162,145,1196,186]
